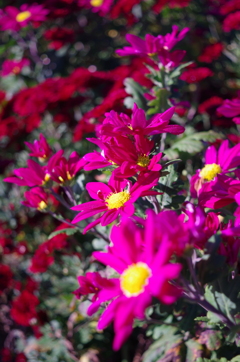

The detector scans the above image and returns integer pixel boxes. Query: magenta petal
[83,218,102,233]
[93,251,126,273]
[101,209,119,226]
[71,200,105,211]
[125,34,147,52]
[86,182,112,200]
[205,145,217,164]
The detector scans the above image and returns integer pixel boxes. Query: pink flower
[116,26,189,57]
[47,151,87,184]
[217,98,240,118]
[74,212,182,350]
[180,67,213,83]
[100,103,184,139]
[22,187,49,211]
[190,140,240,198]
[84,134,162,178]
[71,172,160,233]
[25,134,52,161]
[78,0,114,16]
[1,58,30,77]
[4,159,51,187]
[0,4,49,31]
[198,175,240,209]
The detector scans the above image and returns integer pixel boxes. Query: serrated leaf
[48,227,78,239]
[204,275,240,325]
[165,131,222,158]
[198,330,222,351]
[142,326,183,362]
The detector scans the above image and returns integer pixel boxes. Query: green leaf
[186,339,203,362]
[142,325,183,362]
[146,88,170,115]
[124,78,147,110]
[165,130,222,159]
[204,275,240,325]
[169,61,194,79]
[197,330,222,351]
[48,227,78,239]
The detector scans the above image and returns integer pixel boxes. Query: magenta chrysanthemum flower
[25,134,52,161]
[78,0,114,16]
[190,140,240,198]
[0,4,49,32]
[217,98,240,118]
[71,172,160,233]
[1,58,30,77]
[4,159,50,187]
[74,212,182,350]
[100,103,184,139]
[22,187,49,211]
[84,134,162,178]
[116,26,189,57]
[47,151,87,185]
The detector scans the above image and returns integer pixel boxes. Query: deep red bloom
[198,96,223,114]
[152,0,191,13]
[223,11,240,32]
[44,27,75,50]
[29,223,70,273]
[198,43,223,63]
[0,264,13,293]
[11,290,39,326]
[220,0,240,15]
[180,67,213,83]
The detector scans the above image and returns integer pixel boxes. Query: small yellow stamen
[37,201,47,211]
[90,0,103,6]
[120,262,151,297]
[147,52,157,57]
[67,171,72,180]
[58,176,64,183]
[16,11,31,23]
[200,163,222,181]
[137,155,150,168]
[42,173,51,185]
[105,191,130,210]
[44,173,51,182]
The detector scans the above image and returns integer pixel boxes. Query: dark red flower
[198,43,223,63]
[0,264,13,293]
[180,67,213,83]
[11,290,39,326]
[44,27,75,50]
[198,96,223,114]
[223,11,240,32]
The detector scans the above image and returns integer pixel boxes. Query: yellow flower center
[120,262,152,297]
[16,11,31,23]
[147,52,157,57]
[90,0,103,6]
[105,191,130,210]
[42,173,51,185]
[137,155,150,168]
[37,201,47,211]
[200,163,222,181]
